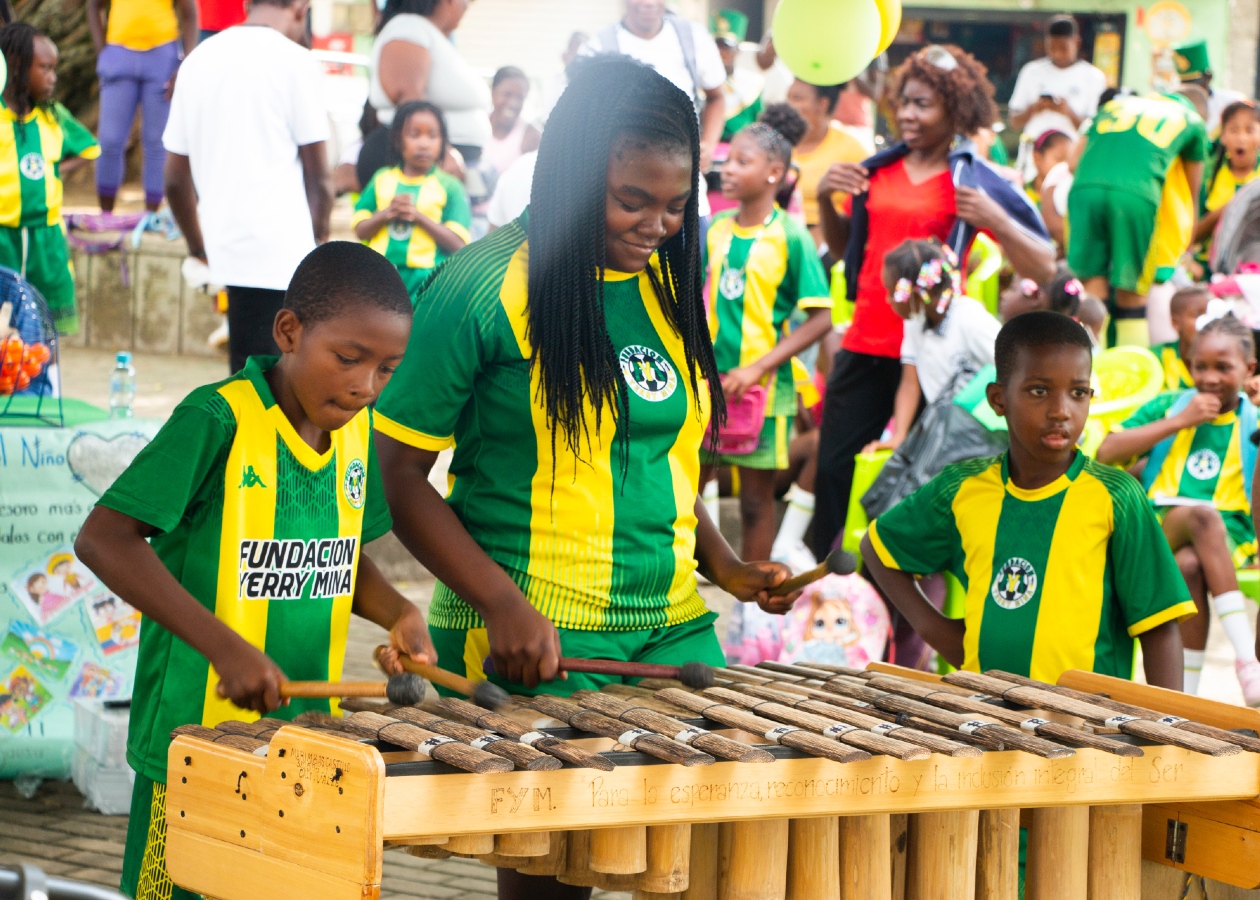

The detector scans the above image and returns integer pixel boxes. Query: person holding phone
[1008,15,1106,141]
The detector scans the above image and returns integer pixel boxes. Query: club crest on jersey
[619,345,677,402]
[1186,448,1221,481]
[719,263,746,301]
[991,557,1038,610]
[19,153,44,180]
[387,220,413,241]
[343,458,366,509]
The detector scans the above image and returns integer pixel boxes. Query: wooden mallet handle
[280,681,388,699]
[482,655,715,689]
[768,548,858,597]
[374,645,474,695]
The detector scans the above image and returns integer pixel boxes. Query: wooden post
[889,814,908,900]
[718,819,789,900]
[1088,805,1142,900]
[589,825,648,874]
[838,814,890,900]
[905,810,978,900]
[558,830,601,887]
[637,823,691,893]
[495,830,552,858]
[787,817,840,900]
[1026,806,1089,900]
[441,833,494,856]
[976,809,1020,900]
[681,823,720,900]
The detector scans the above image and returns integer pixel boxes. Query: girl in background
[353,101,471,303]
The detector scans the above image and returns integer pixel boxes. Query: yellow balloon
[874,0,902,54]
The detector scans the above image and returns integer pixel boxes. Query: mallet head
[385,673,425,706]
[679,661,715,690]
[471,680,511,710]
[824,548,858,576]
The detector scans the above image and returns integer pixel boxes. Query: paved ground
[3,344,1256,898]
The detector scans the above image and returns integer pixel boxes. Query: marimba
[162,662,1260,899]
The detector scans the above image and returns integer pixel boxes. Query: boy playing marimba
[75,243,434,900]
[862,311,1195,687]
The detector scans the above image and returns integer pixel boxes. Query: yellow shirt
[793,122,867,228]
[1205,162,1260,212]
[106,0,180,51]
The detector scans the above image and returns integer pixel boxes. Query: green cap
[710,9,748,44]
[1173,38,1210,80]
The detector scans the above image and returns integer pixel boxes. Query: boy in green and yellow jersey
[353,101,470,303]
[0,26,100,334]
[862,311,1192,688]
[74,244,433,900]
[1151,286,1209,393]
[1068,92,1209,347]
[1098,315,1260,704]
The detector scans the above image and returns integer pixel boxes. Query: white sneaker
[771,540,817,576]
[207,318,228,350]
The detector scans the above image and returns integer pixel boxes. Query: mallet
[483,655,716,690]
[373,645,510,710]
[767,547,858,597]
[279,673,424,707]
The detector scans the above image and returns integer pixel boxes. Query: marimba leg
[975,809,1019,900]
[787,817,840,900]
[1087,805,1141,900]
[590,825,648,874]
[718,819,789,900]
[905,810,978,900]
[1026,806,1089,900]
[681,823,720,900]
[838,814,891,900]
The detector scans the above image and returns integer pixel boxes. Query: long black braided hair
[0,22,43,117]
[527,55,723,471]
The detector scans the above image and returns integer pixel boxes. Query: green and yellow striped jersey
[1121,392,1251,513]
[98,357,392,782]
[352,165,471,280]
[0,100,99,228]
[869,452,1194,683]
[374,215,711,632]
[1151,342,1193,392]
[704,209,831,417]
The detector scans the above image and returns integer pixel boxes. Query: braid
[0,22,37,115]
[527,55,724,475]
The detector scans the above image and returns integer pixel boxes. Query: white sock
[702,478,720,529]
[772,485,815,556]
[1212,590,1258,663]
[1183,649,1206,695]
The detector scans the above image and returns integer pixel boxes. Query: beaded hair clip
[893,278,913,306]
[914,255,962,314]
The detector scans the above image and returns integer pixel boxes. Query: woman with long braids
[376,60,795,897]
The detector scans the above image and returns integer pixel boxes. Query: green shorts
[396,264,433,305]
[1155,507,1257,568]
[430,611,725,698]
[0,223,77,334]
[703,414,792,470]
[121,772,201,900]
[1066,187,1160,295]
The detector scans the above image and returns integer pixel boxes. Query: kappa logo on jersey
[387,220,413,241]
[343,458,366,509]
[1186,448,1221,481]
[239,465,267,489]
[19,152,44,180]
[237,537,358,600]
[619,345,677,402]
[991,557,1038,610]
[718,263,746,301]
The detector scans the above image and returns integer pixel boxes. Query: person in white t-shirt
[485,150,535,231]
[163,0,332,374]
[863,239,1001,454]
[1008,15,1107,142]
[580,0,726,216]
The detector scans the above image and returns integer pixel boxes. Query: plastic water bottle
[109,351,135,418]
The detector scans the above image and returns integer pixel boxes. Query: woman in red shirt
[812,45,1055,557]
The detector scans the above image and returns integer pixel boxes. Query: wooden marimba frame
[162,664,1260,899]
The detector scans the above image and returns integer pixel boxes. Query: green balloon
[773,0,881,86]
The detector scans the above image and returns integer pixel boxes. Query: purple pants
[95,41,180,206]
